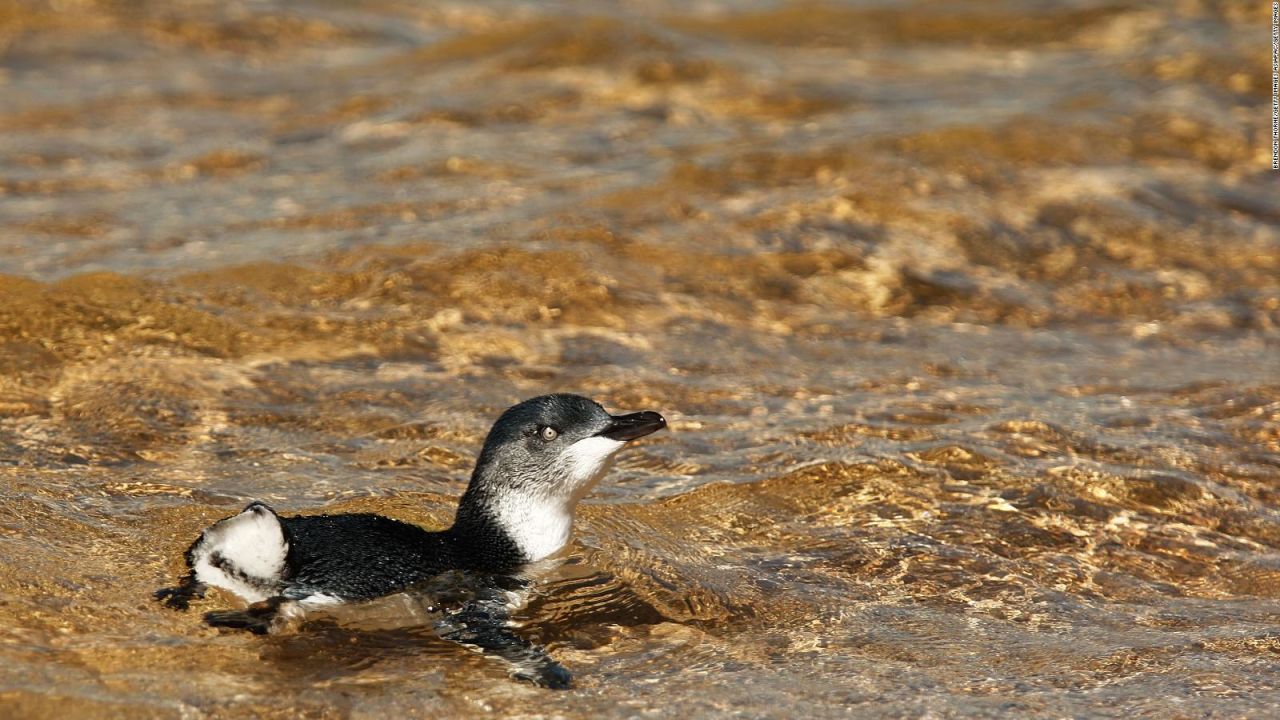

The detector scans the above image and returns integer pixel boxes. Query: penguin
[155,393,666,689]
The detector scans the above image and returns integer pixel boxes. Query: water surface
[1,0,1278,717]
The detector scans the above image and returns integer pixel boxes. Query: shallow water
[1,0,1278,717]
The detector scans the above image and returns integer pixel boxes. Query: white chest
[489,493,574,563]
[488,435,625,562]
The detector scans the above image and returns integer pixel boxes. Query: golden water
[0,0,1277,717]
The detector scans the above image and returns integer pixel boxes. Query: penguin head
[456,394,666,562]
[471,393,665,498]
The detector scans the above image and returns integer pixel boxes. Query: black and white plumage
[155,394,666,688]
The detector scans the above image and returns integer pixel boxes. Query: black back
[281,514,454,599]
[280,513,524,599]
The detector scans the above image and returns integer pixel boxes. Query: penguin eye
[538,426,559,441]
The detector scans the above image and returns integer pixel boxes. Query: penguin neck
[449,473,575,573]
[448,435,625,572]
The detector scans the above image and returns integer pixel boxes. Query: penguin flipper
[153,572,206,610]
[204,596,295,635]
[434,602,572,690]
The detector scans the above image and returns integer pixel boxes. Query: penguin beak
[598,411,666,441]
